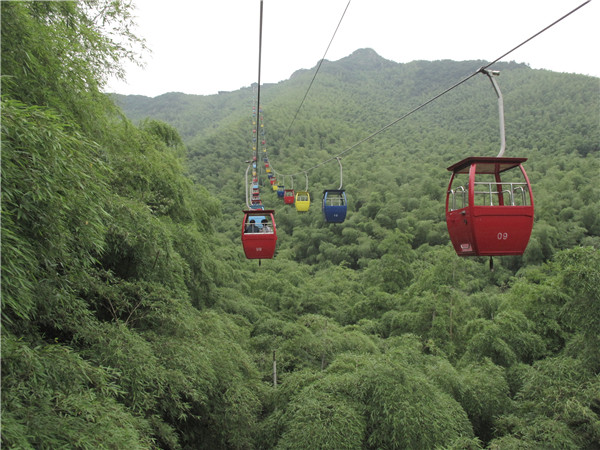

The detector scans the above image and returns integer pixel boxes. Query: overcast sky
[106,0,599,97]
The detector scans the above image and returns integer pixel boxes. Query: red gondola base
[446,157,534,257]
[241,209,277,259]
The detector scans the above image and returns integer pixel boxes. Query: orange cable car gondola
[446,69,534,259]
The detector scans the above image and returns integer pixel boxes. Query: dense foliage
[2,2,599,449]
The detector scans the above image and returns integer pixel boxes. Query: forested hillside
[3,2,600,449]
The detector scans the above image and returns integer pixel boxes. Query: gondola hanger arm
[480,69,506,158]
[337,157,343,190]
[245,162,252,209]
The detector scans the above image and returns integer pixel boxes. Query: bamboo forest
[2,1,599,449]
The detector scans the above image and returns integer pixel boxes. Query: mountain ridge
[112,48,547,142]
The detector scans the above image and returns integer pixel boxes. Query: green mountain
[116,48,599,268]
[3,3,599,449]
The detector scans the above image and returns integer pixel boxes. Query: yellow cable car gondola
[295,191,310,211]
[295,173,311,211]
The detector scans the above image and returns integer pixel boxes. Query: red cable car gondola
[446,156,534,256]
[445,69,534,258]
[284,189,295,205]
[241,209,277,260]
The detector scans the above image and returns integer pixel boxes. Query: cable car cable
[256,0,264,119]
[249,1,264,208]
[242,0,282,263]
[478,0,591,73]
[273,70,481,177]
[268,0,591,178]
[285,0,352,135]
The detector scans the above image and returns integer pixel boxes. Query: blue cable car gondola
[322,158,347,223]
[322,190,347,223]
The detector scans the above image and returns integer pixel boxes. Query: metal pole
[272,350,277,387]
[256,0,264,117]
[336,157,343,190]
[245,163,251,209]
[482,69,506,157]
